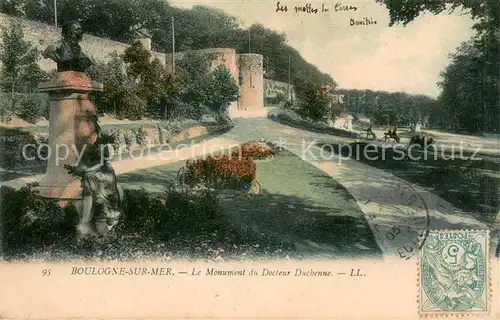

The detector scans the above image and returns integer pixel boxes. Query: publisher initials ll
[350,268,365,276]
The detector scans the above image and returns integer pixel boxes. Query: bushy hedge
[119,186,222,239]
[179,155,256,190]
[0,184,79,255]
[0,127,48,169]
[0,183,223,256]
[0,92,49,124]
[133,127,148,147]
[155,121,184,144]
[232,141,274,160]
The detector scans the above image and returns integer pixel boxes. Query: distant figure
[391,127,400,143]
[384,129,392,142]
[42,21,92,72]
[392,132,401,143]
[284,100,292,109]
[366,126,376,139]
[384,128,400,143]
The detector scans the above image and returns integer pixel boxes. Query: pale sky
[171,0,476,97]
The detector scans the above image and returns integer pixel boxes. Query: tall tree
[339,89,437,126]
[438,41,484,132]
[203,65,238,124]
[378,0,500,132]
[0,22,48,117]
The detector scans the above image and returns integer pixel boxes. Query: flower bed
[232,141,274,160]
[179,155,256,190]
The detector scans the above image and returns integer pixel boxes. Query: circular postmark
[362,181,430,259]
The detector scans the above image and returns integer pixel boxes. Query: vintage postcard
[0,0,499,318]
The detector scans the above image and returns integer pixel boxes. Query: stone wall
[0,12,164,72]
[237,54,264,111]
[264,79,295,105]
[164,48,238,81]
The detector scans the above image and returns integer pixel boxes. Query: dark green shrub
[119,187,221,239]
[119,188,168,236]
[163,187,221,235]
[297,86,331,121]
[0,185,78,255]
[0,127,48,169]
[134,127,148,147]
[1,183,223,255]
[156,121,184,144]
[15,93,49,124]
[112,129,126,153]
[0,92,49,124]
[123,129,133,150]
[116,90,148,120]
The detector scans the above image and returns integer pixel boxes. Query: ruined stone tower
[237,53,264,111]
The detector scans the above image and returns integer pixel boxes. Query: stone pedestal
[35,71,103,199]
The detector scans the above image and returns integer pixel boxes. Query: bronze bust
[43,21,92,72]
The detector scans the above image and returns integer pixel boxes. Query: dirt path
[3,114,497,258]
[220,117,498,259]
[0,137,240,189]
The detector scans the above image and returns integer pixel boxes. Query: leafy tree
[378,0,499,133]
[377,0,486,26]
[87,52,148,120]
[438,41,485,132]
[176,51,211,85]
[88,53,128,116]
[2,0,170,43]
[0,22,49,123]
[122,41,177,118]
[298,84,336,122]
[172,51,212,120]
[0,22,48,94]
[203,66,238,124]
[339,89,437,126]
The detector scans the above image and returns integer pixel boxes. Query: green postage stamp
[419,230,490,316]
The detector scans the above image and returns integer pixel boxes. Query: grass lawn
[118,144,382,259]
[318,142,500,226]
[2,140,382,261]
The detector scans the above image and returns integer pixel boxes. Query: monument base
[34,71,102,201]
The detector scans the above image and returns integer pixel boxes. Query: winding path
[2,114,498,258]
[221,117,497,259]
